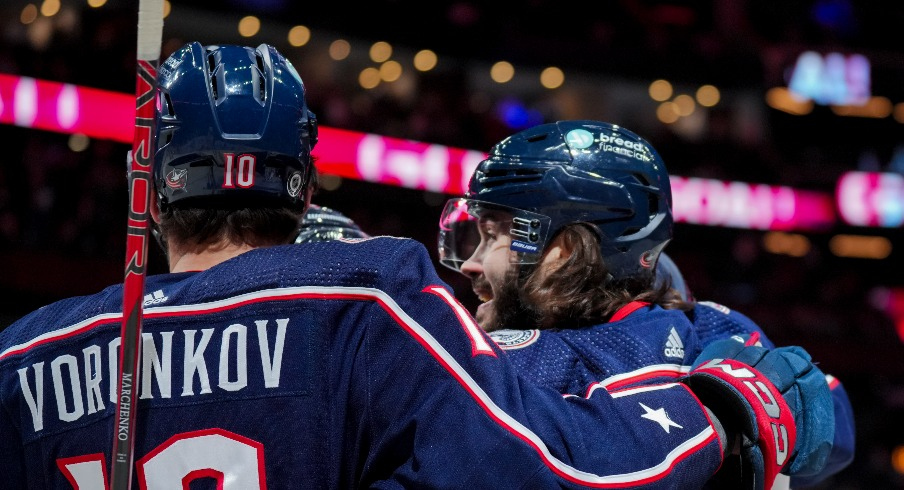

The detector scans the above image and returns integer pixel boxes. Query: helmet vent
[526,134,548,143]
[254,53,267,101]
[206,51,217,73]
[621,226,642,237]
[479,168,545,188]
[648,193,659,217]
[159,92,176,145]
[631,173,651,186]
[206,52,220,101]
[162,92,175,117]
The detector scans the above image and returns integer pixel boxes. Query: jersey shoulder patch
[489,329,541,350]
[697,300,731,315]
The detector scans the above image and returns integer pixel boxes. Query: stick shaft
[110,1,163,488]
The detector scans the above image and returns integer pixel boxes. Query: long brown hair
[520,224,692,329]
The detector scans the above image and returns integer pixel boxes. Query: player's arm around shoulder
[355,239,728,487]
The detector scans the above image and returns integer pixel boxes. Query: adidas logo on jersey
[143,289,168,306]
[663,327,685,359]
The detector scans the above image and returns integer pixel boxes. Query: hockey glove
[682,337,833,490]
[790,375,855,487]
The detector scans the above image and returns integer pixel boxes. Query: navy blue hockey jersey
[489,301,855,486]
[0,237,727,489]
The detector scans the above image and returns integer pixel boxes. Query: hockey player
[438,120,852,487]
[1,45,828,489]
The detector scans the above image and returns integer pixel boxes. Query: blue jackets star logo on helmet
[165,169,187,189]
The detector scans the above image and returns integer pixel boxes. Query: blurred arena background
[1,1,903,487]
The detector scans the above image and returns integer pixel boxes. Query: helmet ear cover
[152,42,317,213]
[448,120,673,282]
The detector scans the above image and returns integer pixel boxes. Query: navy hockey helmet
[153,42,318,211]
[294,204,370,244]
[439,120,672,282]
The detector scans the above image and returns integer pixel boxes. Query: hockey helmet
[153,42,318,210]
[295,204,370,243]
[439,120,672,282]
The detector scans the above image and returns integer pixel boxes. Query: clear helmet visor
[437,198,551,271]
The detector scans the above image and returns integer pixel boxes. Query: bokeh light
[413,50,438,71]
[490,61,515,83]
[540,67,565,89]
[288,25,311,47]
[329,39,351,60]
[649,79,673,101]
[238,16,260,37]
[369,41,392,63]
[696,84,720,107]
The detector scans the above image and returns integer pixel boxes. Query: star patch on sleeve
[639,403,683,433]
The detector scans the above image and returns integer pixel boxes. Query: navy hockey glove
[790,375,855,487]
[682,335,833,490]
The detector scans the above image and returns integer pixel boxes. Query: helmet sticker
[640,250,656,268]
[287,172,303,197]
[511,240,540,254]
[165,169,187,189]
[565,129,595,149]
[599,133,652,162]
[565,128,652,163]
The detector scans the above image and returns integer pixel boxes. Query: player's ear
[541,233,573,270]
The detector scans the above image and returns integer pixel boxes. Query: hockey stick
[110,1,163,489]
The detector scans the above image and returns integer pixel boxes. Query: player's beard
[483,265,540,332]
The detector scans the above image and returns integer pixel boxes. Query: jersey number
[57,428,265,489]
[223,153,256,189]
